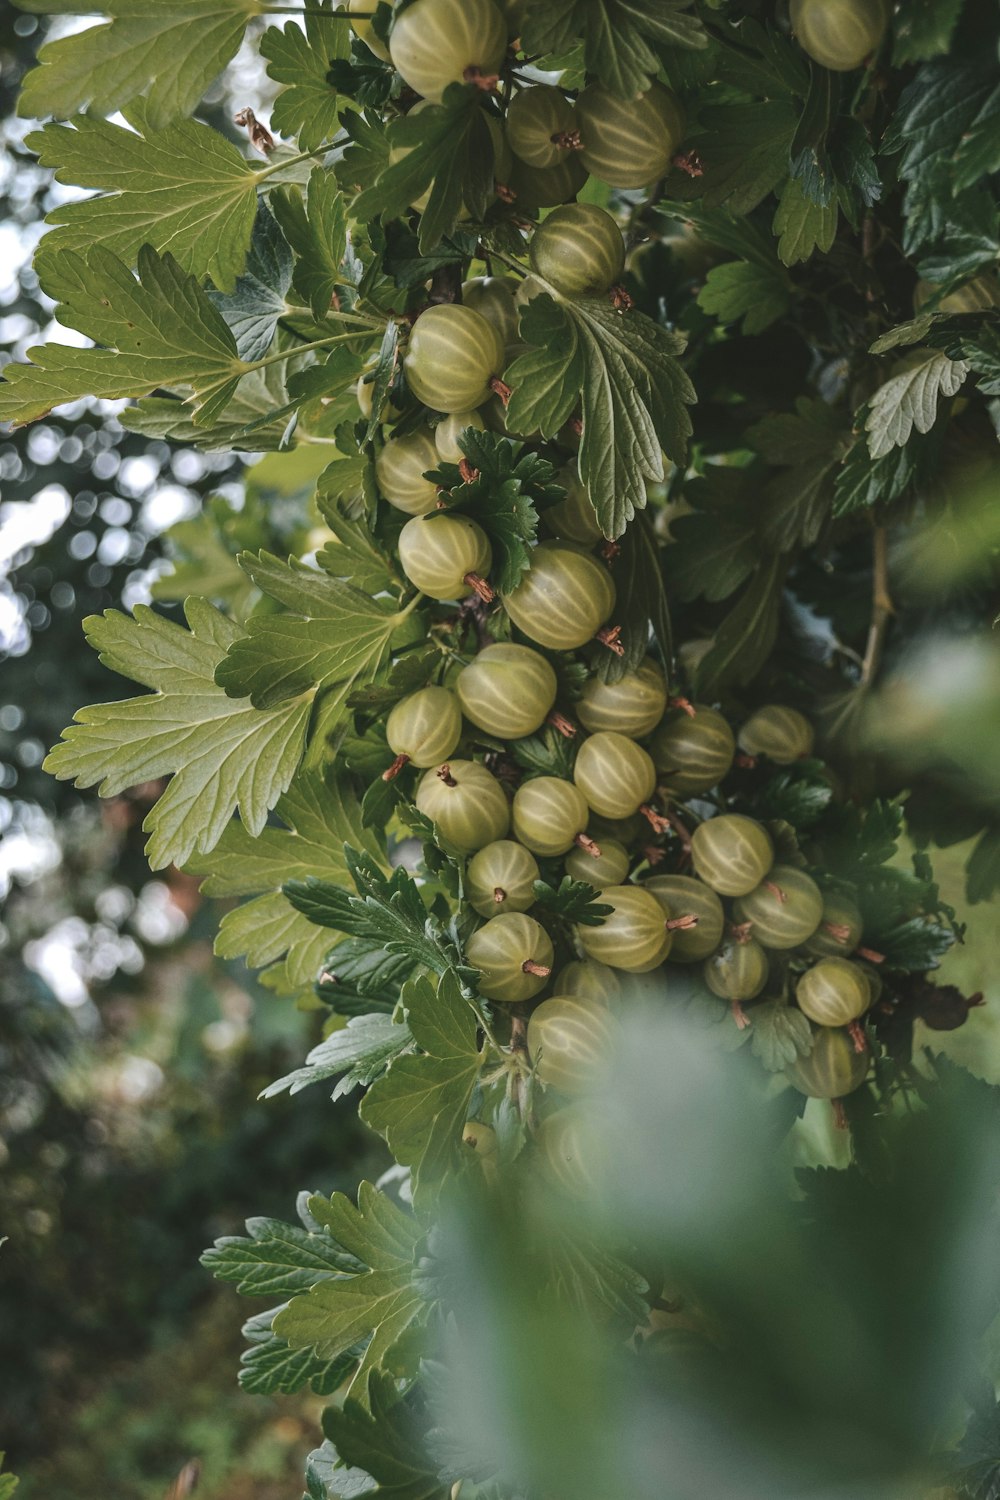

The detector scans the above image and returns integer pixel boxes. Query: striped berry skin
[703,937,769,1001]
[790,0,889,72]
[552,959,621,1006]
[577,884,672,972]
[398,514,492,600]
[456,642,557,740]
[690,814,774,897]
[576,81,685,189]
[502,541,616,651]
[529,203,626,297]
[544,470,603,545]
[650,705,735,794]
[467,839,539,918]
[535,1104,604,1197]
[415,760,510,852]
[389,0,507,101]
[573,731,656,820]
[508,152,588,210]
[462,277,519,345]
[404,304,505,413]
[796,958,871,1028]
[528,997,616,1096]
[577,657,667,738]
[565,837,630,890]
[375,429,440,516]
[732,864,824,950]
[435,409,487,463]
[738,704,815,764]
[507,84,577,170]
[512,776,590,857]
[465,911,554,1003]
[803,892,864,959]
[785,1023,870,1099]
[644,874,724,962]
[386,687,462,769]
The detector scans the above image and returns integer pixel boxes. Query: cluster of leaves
[5,0,1000,1495]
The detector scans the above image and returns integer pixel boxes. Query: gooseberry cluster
[336,0,908,1176]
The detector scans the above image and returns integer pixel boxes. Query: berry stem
[464,572,495,603]
[381,753,410,782]
[765,881,788,904]
[832,1099,849,1131]
[493,886,507,904]
[574,833,603,859]
[639,803,671,834]
[667,696,696,718]
[730,1000,751,1030]
[848,1020,867,1054]
[550,129,583,151]
[666,914,698,931]
[547,711,577,737]
[489,375,513,406]
[823,921,853,944]
[730,921,753,945]
[522,959,551,978]
[595,624,625,657]
[437,764,458,787]
[857,946,885,964]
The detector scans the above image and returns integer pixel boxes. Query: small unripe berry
[544,469,603,545]
[703,937,769,1001]
[552,959,621,1006]
[385,686,462,774]
[573,731,657,820]
[528,997,617,1096]
[404,304,506,413]
[577,884,672,972]
[576,82,684,189]
[466,911,554,1002]
[508,85,578,171]
[457,642,557,740]
[790,0,888,72]
[467,839,539,918]
[529,202,626,297]
[415,759,510,852]
[796,958,871,1027]
[462,276,519,345]
[738,704,815,764]
[398,514,492,601]
[375,429,440,516]
[565,838,630,889]
[389,0,507,102]
[512,776,591,857]
[802,892,864,959]
[732,864,824,950]
[502,542,616,651]
[690,814,774,898]
[644,874,724,962]
[576,658,667,739]
[785,1023,870,1099]
[434,409,486,464]
[651,705,735,794]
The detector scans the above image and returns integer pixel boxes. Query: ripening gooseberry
[415,759,510,852]
[512,776,592,858]
[466,911,554,1002]
[398,513,492,601]
[348,0,390,60]
[389,0,507,102]
[528,997,617,1096]
[803,892,864,959]
[703,937,769,1002]
[784,1023,870,1099]
[461,1119,498,1156]
[576,82,684,189]
[573,731,656,820]
[577,658,667,739]
[434,409,487,464]
[462,277,519,345]
[790,0,888,72]
[796,958,871,1028]
[690,814,774,898]
[732,864,824,950]
[404,304,505,413]
[467,839,539,918]
[650,704,735,794]
[385,686,462,776]
[738,704,815,764]
[553,959,622,1006]
[577,884,672,972]
[456,642,557,740]
[507,84,578,170]
[644,874,724,962]
[375,429,440,516]
[564,837,630,890]
[529,202,626,297]
[502,541,616,651]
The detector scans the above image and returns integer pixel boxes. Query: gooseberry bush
[4,0,1000,1493]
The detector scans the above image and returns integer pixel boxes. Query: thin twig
[860,523,894,688]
